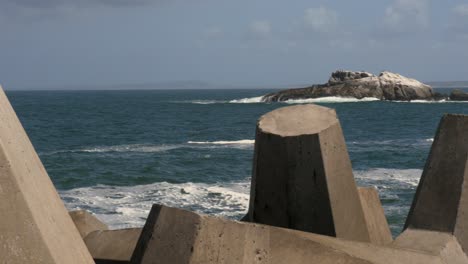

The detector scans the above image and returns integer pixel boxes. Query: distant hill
[426,81,468,88]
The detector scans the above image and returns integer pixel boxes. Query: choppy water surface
[7,88,468,236]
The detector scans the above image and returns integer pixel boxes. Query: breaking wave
[60,168,422,230]
[60,180,250,229]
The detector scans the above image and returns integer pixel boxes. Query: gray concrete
[404,114,468,253]
[358,187,393,245]
[0,86,94,263]
[85,228,142,263]
[245,104,371,242]
[70,210,108,238]
[131,204,453,264]
[393,229,468,264]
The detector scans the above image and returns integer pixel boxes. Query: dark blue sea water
[6,88,468,236]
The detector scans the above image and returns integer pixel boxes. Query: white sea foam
[394,99,468,103]
[283,96,380,104]
[355,168,422,188]
[80,144,182,153]
[42,140,256,155]
[426,138,434,142]
[60,168,422,229]
[188,140,255,145]
[172,100,228,104]
[191,100,227,104]
[228,96,264,104]
[60,180,250,229]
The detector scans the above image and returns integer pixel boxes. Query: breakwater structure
[0,84,468,264]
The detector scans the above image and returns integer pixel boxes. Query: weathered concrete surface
[70,210,108,238]
[357,187,393,245]
[0,86,94,263]
[393,229,468,264]
[85,228,142,263]
[245,104,371,242]
[404,114,468,253]
[131,204,450,264]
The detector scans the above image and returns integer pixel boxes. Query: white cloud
[383,0,429,31]
[303,7,338,33]
[249,20,271,38]
[453,4,468,16]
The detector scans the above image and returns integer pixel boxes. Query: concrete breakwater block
[357,187,393,245]
[244,104,370,242]
[392,229,468,263]
[0,86,94,263]
[85,228,142,264]
[398,114,468,254]
[70,210,109,238]
[130,204,450,264]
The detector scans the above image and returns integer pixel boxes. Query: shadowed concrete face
[70,210,109,238]
[131,204,450,264]
[85,228,142,263]
[245,104,370,242]
[404,114,468,253]
[0,86,94,263]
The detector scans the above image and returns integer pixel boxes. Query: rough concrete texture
[393,229,468,264]
[70,210,109,238]
[0,86,94,263]
[357,187,393,245]
[245,104,371,242]
[404,114,468,253]
[130,204,455,264]
[85,228,142,263]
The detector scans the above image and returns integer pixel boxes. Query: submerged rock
[263,70,435,102]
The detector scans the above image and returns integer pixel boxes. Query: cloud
[453,4,468,16]
[303,7,338,33]
[249,20,271,38]
[383,0,429,32]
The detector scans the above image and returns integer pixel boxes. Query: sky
[0,0,467,89]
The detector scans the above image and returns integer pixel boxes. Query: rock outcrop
[449,89,468,101]
[262,70,435,102]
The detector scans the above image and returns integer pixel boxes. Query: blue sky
[0,0,467,89]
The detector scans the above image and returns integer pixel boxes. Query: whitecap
[41,141,256,156]
[228,96,264,104]
[187,140,255,145]
[80,144,182,153]
[171,100,227,104]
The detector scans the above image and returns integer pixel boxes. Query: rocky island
[262,70,459,102]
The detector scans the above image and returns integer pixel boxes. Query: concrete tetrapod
[70,210,109,238]
[131,204,455,264]
[396,114,468,256]
[244,104,371,242]
[357,187,393,245]
[85,228,142,264]
[0,86,94,263]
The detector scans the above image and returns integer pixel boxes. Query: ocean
[6,88,468,236]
